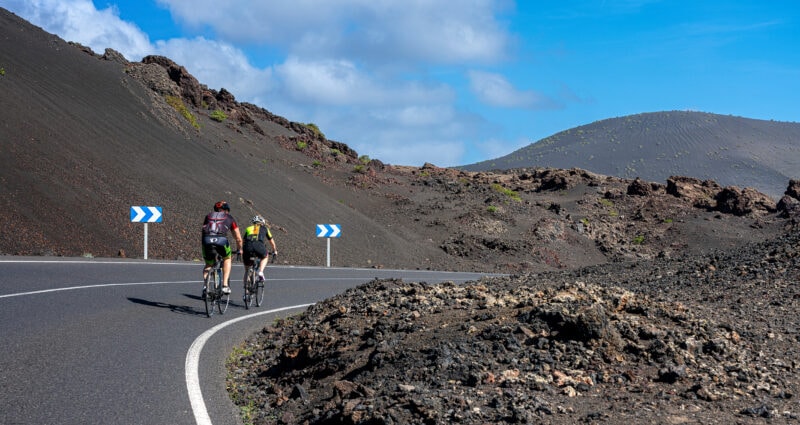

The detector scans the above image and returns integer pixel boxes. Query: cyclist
[242,215,278,289]
[201,201,243,294]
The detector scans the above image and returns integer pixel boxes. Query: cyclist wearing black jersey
[201,201,243,294]
[242,215,278,284]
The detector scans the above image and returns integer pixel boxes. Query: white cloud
[7,0,153,60]
[468,70,559,109]
[274,57,454,107]
[153,38,274,98]
[157,0,513,64]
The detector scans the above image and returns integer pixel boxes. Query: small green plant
[487,205,498,213]
[165,95,200,129]
[209,109,227,122]
[580,218,590,226]
[353,164,366,174]
[633,235,645,245]
[0,67,5,76]
[312,160,322,168]
[296,141,307,151]
[305,122,325,139]
[358,155,370,165]
[238,400,257,425]
[330,148,341,157]
[663,218,673,224]
[492,183,522,202]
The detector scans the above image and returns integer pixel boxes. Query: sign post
[130,206,163,259]
[316,224,341,267]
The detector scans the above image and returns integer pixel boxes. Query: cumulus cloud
[274,57,454,107]
[153,38,274,98]
[157,0,513,64]
[7,0,152,60]
[468,70,560,109]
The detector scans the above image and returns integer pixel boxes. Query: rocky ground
[228,228,800,424]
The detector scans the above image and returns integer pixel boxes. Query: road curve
[0,258,494,424]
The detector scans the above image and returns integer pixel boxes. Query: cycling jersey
[242,224,273,266]
[201,211,239,265]
[202,211,239,236]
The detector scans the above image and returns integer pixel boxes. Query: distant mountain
[461,111,800,199]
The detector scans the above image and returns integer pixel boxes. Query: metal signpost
[130,206,163,259]
[316,224,341,267]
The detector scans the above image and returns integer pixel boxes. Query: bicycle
[243,252,275,309]
[202,253,230,317]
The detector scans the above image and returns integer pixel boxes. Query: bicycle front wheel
[217,272,230,314]
[203,271,215,318]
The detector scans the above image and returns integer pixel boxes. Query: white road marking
[185,304,313,425]
[0,281,198,299]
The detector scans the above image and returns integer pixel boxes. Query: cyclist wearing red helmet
[201,201,244,294]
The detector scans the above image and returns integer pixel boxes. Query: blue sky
[5,1,799,166]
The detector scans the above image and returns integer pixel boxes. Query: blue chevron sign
[316,224,341,238]
[130,206,163,223]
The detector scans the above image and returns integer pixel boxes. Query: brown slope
[0,8,448,269]
[462,111,800,200]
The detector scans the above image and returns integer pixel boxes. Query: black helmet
[214,201,230,212]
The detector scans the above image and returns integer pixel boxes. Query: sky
[5,1,799,167]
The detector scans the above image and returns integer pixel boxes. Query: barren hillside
[462,111,800,200]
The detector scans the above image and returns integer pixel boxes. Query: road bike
[202,253,230,317]
[243,252,275,309]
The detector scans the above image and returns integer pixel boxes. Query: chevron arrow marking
[147,206,162,222]
[131,206,146,222]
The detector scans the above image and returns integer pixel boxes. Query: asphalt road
[0,258,493,425]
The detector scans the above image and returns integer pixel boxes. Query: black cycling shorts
[202,235,231,265]
[243,242,267,267]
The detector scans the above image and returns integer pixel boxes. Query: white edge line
[186,304,313,425]
[0,281,198,299]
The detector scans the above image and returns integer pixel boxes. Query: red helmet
[214,201,230,212]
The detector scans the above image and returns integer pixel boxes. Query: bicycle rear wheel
[255,273,265,307]
[243,267,254,309]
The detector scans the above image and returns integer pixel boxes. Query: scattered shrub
[359,155,370,165]
[633,235,645,245]
[305,123,325,139]
[330,148,341,157]
[296,141,307,151]
[0,67,5,76]
[492,184,522,202]
[209,109,227,122]
[353,165,366,174]
[487,205,498,213]
[165,95,200,129]
[312,160,322,168]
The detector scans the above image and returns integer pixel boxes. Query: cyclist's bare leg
[202,265,211,280]
[222,256,232,288]
[258,256,269,275]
